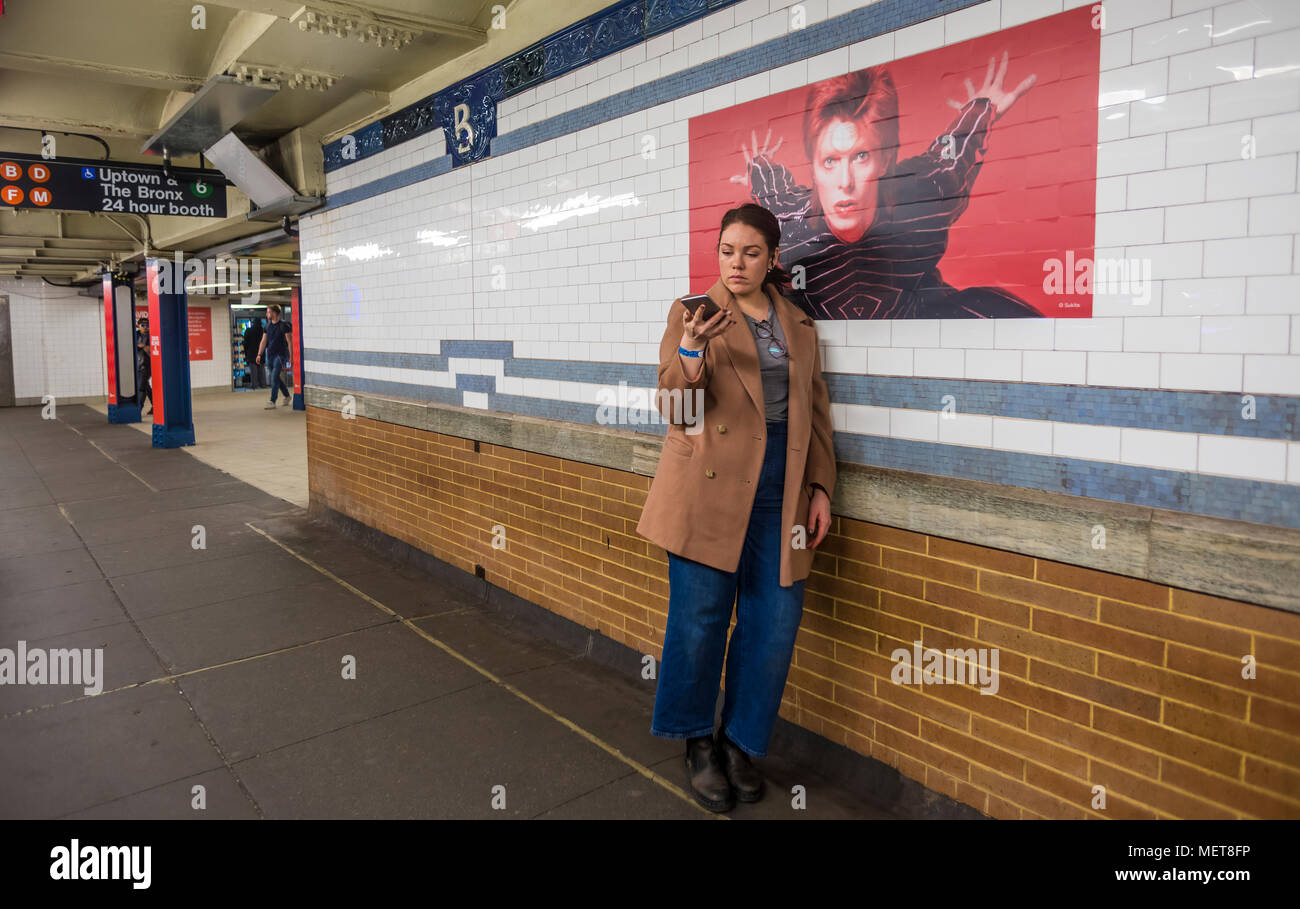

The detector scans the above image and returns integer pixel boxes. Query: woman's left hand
[808,488,831,548]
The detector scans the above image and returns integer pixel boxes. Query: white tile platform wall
[301,0,1300,486]
[2,278,105,401]
[2,279,240,401]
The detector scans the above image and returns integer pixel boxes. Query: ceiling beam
[0,111,155,139]
[157,9,281,131]
[0,237,136,251]
[0,51,204,92]
[156,0,309,19]
[209,10,282,77]
[293,1,487,43]
[154,0,487,42]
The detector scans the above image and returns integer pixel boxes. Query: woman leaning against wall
[636,202,837,813]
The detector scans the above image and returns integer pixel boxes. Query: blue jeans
[650,420,805,758]
[267,353,290,402]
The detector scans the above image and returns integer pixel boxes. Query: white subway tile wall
[2,279,105,400]
[301,0,1300,487]
[3,279,243,400]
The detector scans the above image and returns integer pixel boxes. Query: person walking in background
[636,202,837,813]
[256,304,292,408]
[135,315,152,417]
[243,316,265,389]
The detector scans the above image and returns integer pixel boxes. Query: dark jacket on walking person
[242,317,263,364]
[135,318,152,412]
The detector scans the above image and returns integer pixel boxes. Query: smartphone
[681,293,721,322]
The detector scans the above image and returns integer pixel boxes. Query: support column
[102,271,141,423]
[146,256,195,448]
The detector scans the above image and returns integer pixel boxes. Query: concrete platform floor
[0,404,895,820]
[87,388,308,508]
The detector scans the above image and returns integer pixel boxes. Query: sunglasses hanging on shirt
[753,320,787,358]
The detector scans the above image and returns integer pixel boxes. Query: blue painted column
[145,256,195,448]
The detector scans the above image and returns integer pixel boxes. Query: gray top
[740,296,789,423]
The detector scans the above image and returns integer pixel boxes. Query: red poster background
[688,7,1099,318]
[187,306,212,360]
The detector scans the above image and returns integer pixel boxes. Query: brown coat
[635,276,837,587]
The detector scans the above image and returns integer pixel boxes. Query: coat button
[717,424,727,433]
[705,469,715,478]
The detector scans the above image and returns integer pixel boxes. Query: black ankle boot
[685,735,734,813]
[716,730,764,802]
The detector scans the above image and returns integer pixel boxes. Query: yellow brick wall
[307,406,1300,819]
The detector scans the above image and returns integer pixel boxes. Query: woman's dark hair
[717,202,792,289]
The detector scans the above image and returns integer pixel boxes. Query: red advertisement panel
[689,7,1100,319]
[188,306,212,360]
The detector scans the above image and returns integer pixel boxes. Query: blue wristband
[678,343,706,358]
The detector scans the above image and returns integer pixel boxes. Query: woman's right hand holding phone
[680,302,734,350]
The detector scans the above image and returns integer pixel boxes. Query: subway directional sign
[0,152,228,218]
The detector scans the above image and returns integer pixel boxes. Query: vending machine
[231,311,254,390]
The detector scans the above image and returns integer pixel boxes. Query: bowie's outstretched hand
[729,127,785,185]
[947,50,1037,120]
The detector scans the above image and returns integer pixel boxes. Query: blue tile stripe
[314,372,462,408]
[825,374,1298,440]
[305,348,1300,441]
[833,433,1300,531]
[306,341,512,370]
[307,371,1300,530]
